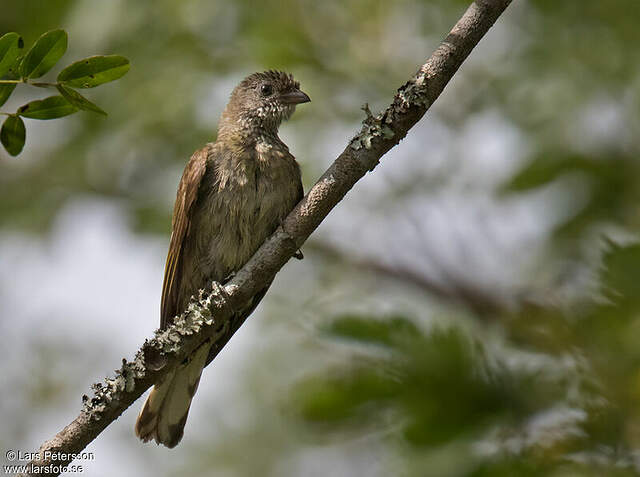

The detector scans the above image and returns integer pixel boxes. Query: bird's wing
[160,146,210,329]
[294,159,304,204]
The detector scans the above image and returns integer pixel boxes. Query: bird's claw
[293,249,304,260]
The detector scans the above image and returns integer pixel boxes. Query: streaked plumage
[135,71,309,447]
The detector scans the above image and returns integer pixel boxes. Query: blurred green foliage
[294,241,640,475]
[502,152,640,241]
[3,1,640,476]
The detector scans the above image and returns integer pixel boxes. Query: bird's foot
[277,218,303,260]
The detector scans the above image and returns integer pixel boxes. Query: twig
[306,240,510,317]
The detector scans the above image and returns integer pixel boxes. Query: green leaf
[57,55,130,88]
[20,29,67,79]
[1,115,26,156]
[0,54,22,108]
[326,315,420,348]
[17,95,77,119]
[0,55,21,108]
[600,241,640,306]
[56,84,107,116]
[501,155,579,192]
[0,83,17,108]
[0,33,23,78]
[296,369,398,422]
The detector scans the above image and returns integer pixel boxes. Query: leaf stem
[30,82,58,88]
[0,80,58,88]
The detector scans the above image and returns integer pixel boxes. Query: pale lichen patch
[81,285,228,420]
[395,75,431,110]
[350,103,395,152]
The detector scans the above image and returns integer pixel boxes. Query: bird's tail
[135,342,211,448]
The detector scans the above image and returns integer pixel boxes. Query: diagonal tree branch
[19,1,512,474]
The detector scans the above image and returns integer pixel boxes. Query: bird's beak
[280,89,311,104]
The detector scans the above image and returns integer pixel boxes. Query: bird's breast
[191,148,300,280]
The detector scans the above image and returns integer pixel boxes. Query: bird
[134,70,310,448]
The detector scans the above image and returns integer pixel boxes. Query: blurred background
[2,1,640,476]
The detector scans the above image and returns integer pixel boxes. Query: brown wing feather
[160,146,210,329]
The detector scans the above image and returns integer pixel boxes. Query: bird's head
[220,70,310,137]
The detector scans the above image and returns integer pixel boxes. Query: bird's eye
[260,84,273,97]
